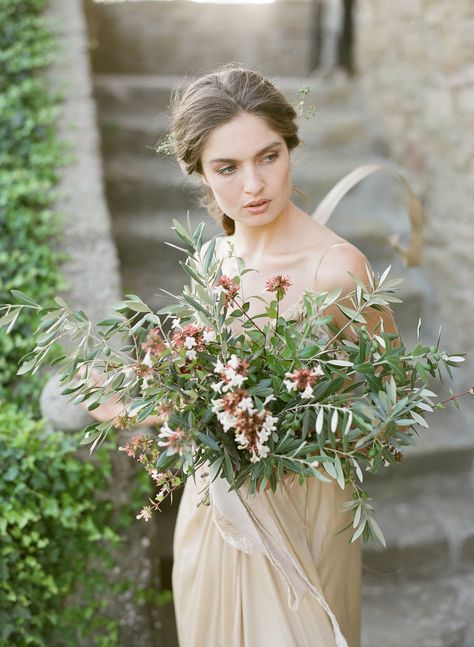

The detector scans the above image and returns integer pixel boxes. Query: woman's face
[200,112,293,229]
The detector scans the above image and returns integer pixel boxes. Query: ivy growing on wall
[0,0,70,412]
[0,3,140,645]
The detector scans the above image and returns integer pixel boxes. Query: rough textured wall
[85,0,314,76]
[42,2,163,644]
[355,1,474,389]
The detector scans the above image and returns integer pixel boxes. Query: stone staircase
[91,36,474,647]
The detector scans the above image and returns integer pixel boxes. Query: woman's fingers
[75,365,105,386]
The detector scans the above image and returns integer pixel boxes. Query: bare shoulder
[314,236,373,292]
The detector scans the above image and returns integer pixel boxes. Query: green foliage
[0,0,70,414]
[3,219,468,549]
[0,401,121,646]
[0,3,136,644]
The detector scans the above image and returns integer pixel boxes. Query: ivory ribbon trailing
[205,164,424,647]
[207,462,349,647]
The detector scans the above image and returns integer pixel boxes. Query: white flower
[262,414,278,433]
[263,394,277,407]
[283,379,297,393]
[228,354,240,370]
[211,381,225,393]
[223,366,237,381]
[301,384,314,399]
[211,398,224,413]
[159,421,172,435]
[136,507,152,521]
[226,372,246,389]
[203,329,216,343]
[214,358,225,373]
[143,349,153,367]
[313,364,324,376]
[237,397,256,413]
[184,336,197,350]
[258,428,271,443]
[171,318,181,330]
[258,444,270,460]
[218,412,238,432]
[234,431,246,447]
[186,349,197,361]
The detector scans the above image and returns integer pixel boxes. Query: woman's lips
[244,199,271,214]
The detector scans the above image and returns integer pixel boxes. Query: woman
[168,64,399,647]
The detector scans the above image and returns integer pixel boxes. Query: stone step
[93,71,359,118]
[361,566,474,647]
[362,469,474,580]
[103,151,406,222]
[89,0,317,76]
[104,154,193,213]
[97,108,369,160]
[157,551,474,647]
[94,74,187,117]
[365,405,474,482]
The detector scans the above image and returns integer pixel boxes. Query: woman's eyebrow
[208,141,282,164]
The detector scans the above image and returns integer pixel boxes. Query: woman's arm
[75,366,163,427]
[313,243,401,391]
[314,243,401,345]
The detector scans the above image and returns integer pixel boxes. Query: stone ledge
[362,566,474,647]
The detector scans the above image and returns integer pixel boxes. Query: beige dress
[171,288,362,647]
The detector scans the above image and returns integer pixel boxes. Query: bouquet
[1,218,471,547]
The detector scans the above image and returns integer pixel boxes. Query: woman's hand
[75,365,125,422]
[74,365,163,427]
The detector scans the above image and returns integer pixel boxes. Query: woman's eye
[216,152,278,176]
[217,165,236,176]
[262,152,279,163]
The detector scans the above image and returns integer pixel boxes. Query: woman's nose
[243,166,264,194]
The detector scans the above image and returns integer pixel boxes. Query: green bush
[0,3,153,644]
[0,0,70,414]
[0,401,122,647]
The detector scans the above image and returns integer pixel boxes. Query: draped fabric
[172,460,362,647]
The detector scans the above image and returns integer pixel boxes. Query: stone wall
[85,0,315,76]
[355,1,474,391]
[41,2,163,644]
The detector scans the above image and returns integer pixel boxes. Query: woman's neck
[231,201,311,262]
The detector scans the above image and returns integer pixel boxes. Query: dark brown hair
[169,63,302,235]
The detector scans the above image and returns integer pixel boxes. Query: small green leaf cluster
[294,85,318,120]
